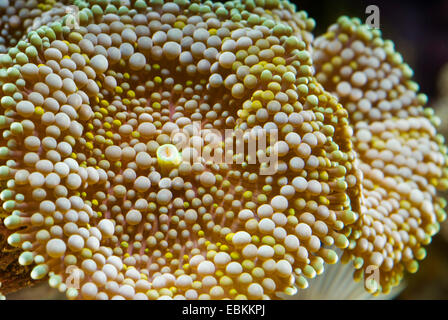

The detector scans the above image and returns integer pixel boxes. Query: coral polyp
[0,0,446,300]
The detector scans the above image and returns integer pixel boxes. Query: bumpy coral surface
[0,0,446,300]
[313,17,448,293]
[0,0,71,53]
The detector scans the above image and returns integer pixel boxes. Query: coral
[278,253,405,300]
[0,0,71,53]
[0,0,446,300]
[0,219,40,295]
[313,16,448,294]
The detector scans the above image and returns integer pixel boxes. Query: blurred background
[4,0,448,300]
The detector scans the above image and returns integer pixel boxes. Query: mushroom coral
[0,0,446,300]
[0,0,71,53]
[313,17,448,293]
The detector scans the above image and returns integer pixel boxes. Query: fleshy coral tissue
[0,0,446,300]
